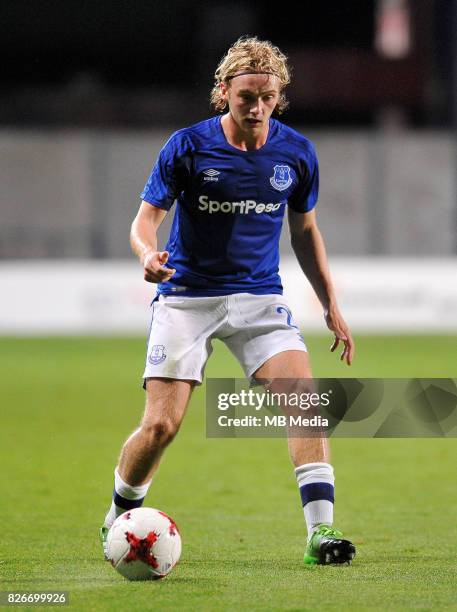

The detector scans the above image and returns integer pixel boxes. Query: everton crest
[148,344,167,365]
[270,164,292,191]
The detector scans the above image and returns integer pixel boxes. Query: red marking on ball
[124,531,159,568]
[158,511,180,536]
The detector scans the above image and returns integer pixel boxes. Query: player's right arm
[130,201,176,283]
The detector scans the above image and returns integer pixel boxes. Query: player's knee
[140,418,179,448]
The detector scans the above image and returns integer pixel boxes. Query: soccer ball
[106,507,182,580]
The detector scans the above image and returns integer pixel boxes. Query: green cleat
[100,526,110,561]
[304,525,356,565]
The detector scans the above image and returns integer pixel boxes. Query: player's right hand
[142,250,176,283]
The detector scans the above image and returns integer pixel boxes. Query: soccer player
[101,37,356,565]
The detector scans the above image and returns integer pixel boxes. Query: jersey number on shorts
[276,306,305,344]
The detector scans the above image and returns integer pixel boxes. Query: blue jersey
[140,115,319,296]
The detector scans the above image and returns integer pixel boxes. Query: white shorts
[143,293,307,384]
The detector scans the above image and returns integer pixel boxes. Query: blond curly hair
[210,36,291,114]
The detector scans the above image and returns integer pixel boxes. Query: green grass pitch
[1,335,457,611]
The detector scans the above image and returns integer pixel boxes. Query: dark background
[1,0,456,127]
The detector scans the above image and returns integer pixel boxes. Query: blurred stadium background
[1,0,457,335]
[2,2,457,610]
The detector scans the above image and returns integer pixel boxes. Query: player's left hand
[324,306,355,366]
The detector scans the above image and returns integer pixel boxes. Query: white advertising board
[0,258,456,334]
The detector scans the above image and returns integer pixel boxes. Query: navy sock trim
[113,489,145,510]
[300,482,334,506]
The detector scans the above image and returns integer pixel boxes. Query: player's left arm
[288,207,355,365]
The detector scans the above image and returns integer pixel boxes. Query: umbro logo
[203,168,220,182]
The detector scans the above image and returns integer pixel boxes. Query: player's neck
[221,113,269,151]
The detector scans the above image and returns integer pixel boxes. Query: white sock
[104,468,152,528]
[295,462,335,541]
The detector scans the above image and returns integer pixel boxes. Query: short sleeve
[287,143,319,213]
[140,132,191,210]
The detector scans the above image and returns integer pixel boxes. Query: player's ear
[274,91,284,115]
[219,81,229,101]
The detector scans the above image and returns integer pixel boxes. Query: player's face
[221,74,280,134]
